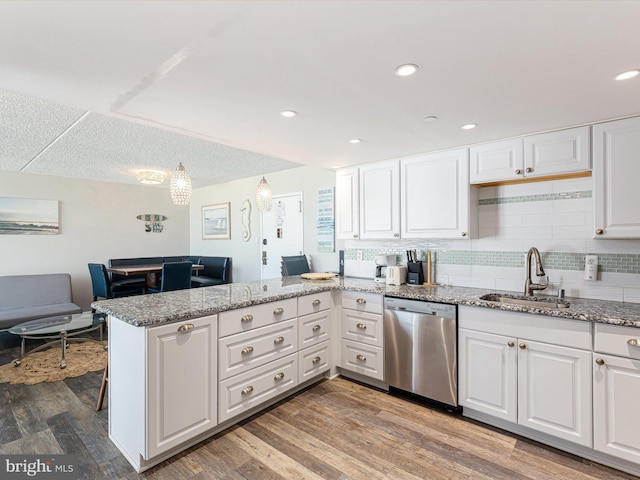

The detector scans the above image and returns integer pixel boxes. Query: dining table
[107,263,204,292]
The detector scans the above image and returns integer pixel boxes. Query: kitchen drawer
[341,291,383,315]
[342,309,383,347]
[219,298,297,338]
[595,323,640,360]
[298,291,332,316]
[341,339,384,381]
[299,310,332,348]
[218,354,298,423]
[299,341,331,383]
[219,319,298,380]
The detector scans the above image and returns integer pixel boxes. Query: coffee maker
[374,254,397,283]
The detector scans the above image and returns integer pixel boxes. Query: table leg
[60,331,67,369]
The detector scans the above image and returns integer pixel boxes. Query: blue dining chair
[281,255,310,276]
[149,261,193,293]
[88,263,143,301]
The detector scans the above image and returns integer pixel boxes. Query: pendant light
[170,162,192,205]
[255,176,272,211]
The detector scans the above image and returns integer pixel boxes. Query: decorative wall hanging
[317,187,335,252]
[202,202,231,240]
[0,197,59,235]
[136,214,167,232]
[240,199,252,242]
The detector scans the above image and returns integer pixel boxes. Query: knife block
[406,261,424,285]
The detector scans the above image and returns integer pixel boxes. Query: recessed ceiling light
[280,110,297,118]
[349,138,362,144]
[423,116,438,122]
[615,69,640,81]
[331,165,342,169]
[462,123,477,130]
[394,64,419,77]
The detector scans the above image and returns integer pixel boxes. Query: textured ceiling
[1,1,639,188]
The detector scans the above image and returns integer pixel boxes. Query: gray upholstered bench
[0,274,82,331]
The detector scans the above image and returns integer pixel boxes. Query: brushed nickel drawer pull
[274,372,285,381]
[241,386,254,395]
[312,356,321,364]
[356,323,367,330]
[595,358,605,365]
[177,324,194,332]
[312,324,321,332]
[628,339,640,347]
[356,298,366,304]
[241,346,254,355]
[241,314,254,323]
[312,299,321,306]
[356,354,367,361]
[273,336,285,344]
[273,307,284,315]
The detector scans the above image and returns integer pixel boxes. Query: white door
[469,138,524,184]
[359,160,400,240]
[261,193,304,279]
[524,126,590,177]
[458,329,517,422]
[518,340,592,447]
[335,167,360,240]
[594,353,640,463]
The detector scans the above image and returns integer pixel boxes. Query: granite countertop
[92,276,640,328]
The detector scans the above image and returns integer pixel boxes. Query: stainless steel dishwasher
[383,296,458,409]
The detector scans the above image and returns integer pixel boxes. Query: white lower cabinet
[299,340,331,382]
[341,339,384,380]
[458,306,592,447]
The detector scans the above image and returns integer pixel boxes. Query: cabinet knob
[273,336,285,344]
[525,167,533,173]
[241,346,254,355]
[519,343,527,349]
[356,298,367,304]
[596,229,604,235]
[356,354,367,362]
[241,386,254,395]
[461,232,467,237]
[274,372,285,381]
[177,323,194,332]
[507,341,515,347]
[353,234,359,238]
[241,314,254,323]
[515,169,522,175]
[312,299,321,306]
[312,356,321,364]
[627,339,640,347]
[273,307,284,315]
[312,324,321,332]
[595,358,605,366]
[356,323,367,330]
[394,233,400,238]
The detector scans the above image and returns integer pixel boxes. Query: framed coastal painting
[202,202,230,240]
[0,197,59,235]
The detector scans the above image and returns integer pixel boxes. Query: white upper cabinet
[401,148,474,239]
[359,160,400,240]
[593,116,640,239]
[335,167,360,239]
[470,126,590,184]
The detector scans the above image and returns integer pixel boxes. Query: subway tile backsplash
[344,177,640,303]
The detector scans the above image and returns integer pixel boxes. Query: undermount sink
[479,293,570,310]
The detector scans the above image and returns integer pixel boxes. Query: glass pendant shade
[255,176,272,211]
[170,162,192,205]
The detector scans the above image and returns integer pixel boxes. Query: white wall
[190,166,340,282]
[0,171,190,310]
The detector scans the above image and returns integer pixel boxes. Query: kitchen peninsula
[93,276,640,475]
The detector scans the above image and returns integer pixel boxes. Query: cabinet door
[458,329,517,422]
[147,316,217,458]
[359,160,400,239]
[593,116,640,239]
[401,148,472,239]
[518,340,592,447]
[524,126,590,177]
[594,353,640,463]
[335,167,360,239]
[469,138,524,184]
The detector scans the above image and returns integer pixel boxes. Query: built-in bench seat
[190,256,231,287]
[0,273,82,330]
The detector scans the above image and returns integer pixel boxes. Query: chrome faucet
[524,247,548,296]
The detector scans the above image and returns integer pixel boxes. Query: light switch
[584,254,598,281]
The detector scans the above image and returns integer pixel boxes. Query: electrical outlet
[356,250,363,261]
[584,254,598,281]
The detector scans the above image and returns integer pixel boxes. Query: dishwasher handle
[386,306,438,315]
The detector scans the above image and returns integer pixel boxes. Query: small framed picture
[201,202,231,240]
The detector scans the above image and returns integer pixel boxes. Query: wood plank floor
[0,331,638,480]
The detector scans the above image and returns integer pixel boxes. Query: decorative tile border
[479,190,592,206]
[344,248,640,275]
